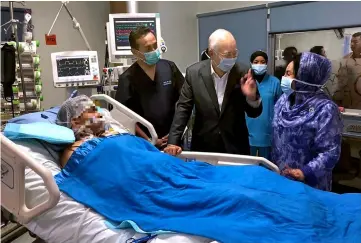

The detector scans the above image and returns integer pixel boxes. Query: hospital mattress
[17,139,213,243]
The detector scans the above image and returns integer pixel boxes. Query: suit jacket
[168,59,263,155]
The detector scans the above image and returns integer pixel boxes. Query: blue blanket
[55,134,361,243]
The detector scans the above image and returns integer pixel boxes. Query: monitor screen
[113,17,157,51]
[51,51,100,88]
[56,56,91,77]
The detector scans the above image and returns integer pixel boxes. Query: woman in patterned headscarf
[272,52,343,191]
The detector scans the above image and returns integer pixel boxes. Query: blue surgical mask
[144,49,161,65]
[281,76,294,96]
[251,64,267,75]
[281,76,325,95]
[217,57,237,72]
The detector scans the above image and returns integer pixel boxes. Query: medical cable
[126,234,157,243]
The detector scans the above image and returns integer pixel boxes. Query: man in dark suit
[164,29,263,156]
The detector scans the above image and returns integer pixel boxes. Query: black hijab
[250,51,268,82]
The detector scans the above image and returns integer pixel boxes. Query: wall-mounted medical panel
[269,1,361,34]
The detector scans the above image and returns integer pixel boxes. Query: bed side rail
[90,94,158,145]
[1,134,60,224]
[178,151,280,173]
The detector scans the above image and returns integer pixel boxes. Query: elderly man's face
[209,38,238,66]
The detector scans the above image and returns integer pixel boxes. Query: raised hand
[240,69,257,101]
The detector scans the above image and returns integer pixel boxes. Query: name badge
[163,80,172,86]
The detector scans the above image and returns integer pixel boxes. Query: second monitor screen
[113,17,157,50]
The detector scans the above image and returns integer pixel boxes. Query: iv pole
[47,1,92,51]
[0,1,28,113]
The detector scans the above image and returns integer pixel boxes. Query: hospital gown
[272,52,343,191]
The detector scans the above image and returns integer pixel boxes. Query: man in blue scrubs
[115,26,185,149]
[246,51,282,160]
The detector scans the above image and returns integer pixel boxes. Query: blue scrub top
[246,74,282,147]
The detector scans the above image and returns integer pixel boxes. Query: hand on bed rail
[164,144,182,156]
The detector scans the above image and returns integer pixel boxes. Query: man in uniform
[332,32,361,109]
[115,26,185,149]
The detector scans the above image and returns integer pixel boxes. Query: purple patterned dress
[272,52,343,191]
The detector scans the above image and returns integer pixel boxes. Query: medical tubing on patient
[56,95,127,141]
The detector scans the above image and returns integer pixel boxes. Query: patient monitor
[107,13,163,65]
[51,51,100,88]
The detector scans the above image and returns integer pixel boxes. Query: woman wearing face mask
[246,51,282,160]
[272,52,343,191]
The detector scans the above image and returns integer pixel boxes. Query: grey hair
[208,29,234,51]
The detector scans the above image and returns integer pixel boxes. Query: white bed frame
[1,94,279,225]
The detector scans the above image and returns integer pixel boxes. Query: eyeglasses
[217,49,239,59]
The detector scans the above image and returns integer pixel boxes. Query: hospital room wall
[2,1,267,109]
[137,1,271,73]
[1,1,110,109]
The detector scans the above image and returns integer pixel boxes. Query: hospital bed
[1,94,279,243]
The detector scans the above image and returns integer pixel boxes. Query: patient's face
[71,106,104,134]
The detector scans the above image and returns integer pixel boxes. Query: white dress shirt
[210,64,261,111]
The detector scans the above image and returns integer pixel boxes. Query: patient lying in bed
[56,95,128,167]
[55,95,361,243]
